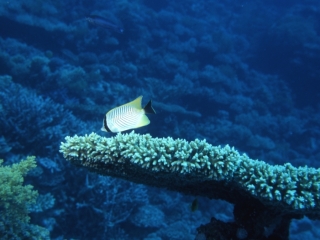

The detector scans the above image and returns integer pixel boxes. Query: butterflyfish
[101,96,156,133]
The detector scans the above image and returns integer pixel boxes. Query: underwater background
[0,0,320,239]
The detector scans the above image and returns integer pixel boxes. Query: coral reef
[0,156,50,239]
[29,193,56,213]
[0,75,87,156]
[60,132,320,239]
[1,0,320,238]
[130,205,165,228]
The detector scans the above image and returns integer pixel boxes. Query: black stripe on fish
[103,115,111,132]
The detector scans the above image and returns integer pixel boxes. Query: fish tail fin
[143,100,156,114]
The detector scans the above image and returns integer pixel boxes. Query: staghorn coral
[0,156,50,239]
[60,131,320,239]
[0,75,87,156]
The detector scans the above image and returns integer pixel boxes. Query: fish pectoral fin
[135,115,150,128]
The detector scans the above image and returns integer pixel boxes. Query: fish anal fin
[135,115,150,128]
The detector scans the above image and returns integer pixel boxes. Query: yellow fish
[101,96,156,133]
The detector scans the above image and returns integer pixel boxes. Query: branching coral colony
[60,132,320,240]
[0,156,50,239]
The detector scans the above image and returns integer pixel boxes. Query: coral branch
[60,132,320,239]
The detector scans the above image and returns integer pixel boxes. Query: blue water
[0,0,320,239]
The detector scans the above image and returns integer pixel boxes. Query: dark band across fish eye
[103,115,111,132]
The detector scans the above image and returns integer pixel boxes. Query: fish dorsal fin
[125,96,143,109]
